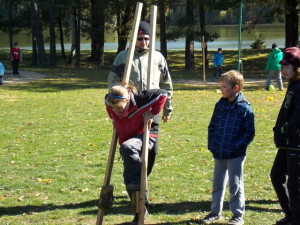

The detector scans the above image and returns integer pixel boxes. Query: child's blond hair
[107,83,137,105]
[219,70,244,90]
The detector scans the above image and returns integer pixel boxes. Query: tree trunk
[159,0,167,60]
[49,0,56,67]
[285,0,299,47]
[57,18,67,60]
[30,0,47,66]
[117,1,133,54]
[31,5,38,66]
[8,0,13,48]
[91,0,105,66]
[67,11,77,65]
[185,0,195,71]
[75,7,81,67]
[199,0,208,67]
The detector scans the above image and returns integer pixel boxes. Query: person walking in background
[265,43,284,91]
[10,42,22,76]
[108,21,173,183]
[0,62,5,85]
[202,70,255,225]
[270,47,300,225]
[213,48,224,80]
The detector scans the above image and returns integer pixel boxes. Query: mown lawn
[0,49,287,224]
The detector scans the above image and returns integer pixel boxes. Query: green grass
[0,49,287,224]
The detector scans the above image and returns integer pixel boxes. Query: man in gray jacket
[107,21,173,223]
[108,21,173,120]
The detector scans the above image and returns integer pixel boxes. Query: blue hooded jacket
[208,93,255,159]
[213,52,224,67]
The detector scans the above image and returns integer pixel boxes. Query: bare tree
[30,0,47,66]
[91,0,105,66]
[285,0,298,47]
[185,0,195,70]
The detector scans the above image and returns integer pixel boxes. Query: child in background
[0,62,5,85]
[213,48,224,80]
[10,42,22,76]
[265,43,284,91]
[202,70,255,225]
[270,47,300,225]
[105,84,167,225]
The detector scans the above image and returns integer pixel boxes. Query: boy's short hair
[219,70,244,90]
[13,42,18,46]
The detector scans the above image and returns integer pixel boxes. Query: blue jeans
[270,149,300,225]
[119,134,157,186]
[211,156,245,217]
[214,66,222,79]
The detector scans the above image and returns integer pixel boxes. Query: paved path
[1,70,266,86]
[2,70,46,85]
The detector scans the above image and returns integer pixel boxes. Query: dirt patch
[2,70,47,85]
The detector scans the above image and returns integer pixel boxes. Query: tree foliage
[0,0,298,68]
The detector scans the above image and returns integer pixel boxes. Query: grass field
[0,49,287,224]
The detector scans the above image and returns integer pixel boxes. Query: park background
[0,0,300,224]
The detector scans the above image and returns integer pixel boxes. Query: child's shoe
[202,212,222,224]
[228,216,244,225]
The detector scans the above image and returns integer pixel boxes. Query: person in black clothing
[270,47,300,225]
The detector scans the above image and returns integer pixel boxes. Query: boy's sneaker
[275,216,292,225]
[202,213,222,224]
[228,216,244,225]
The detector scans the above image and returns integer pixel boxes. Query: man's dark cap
[218,48,222,51]
[138,21,150,35]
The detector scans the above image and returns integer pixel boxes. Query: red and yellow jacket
[105,89,167,144]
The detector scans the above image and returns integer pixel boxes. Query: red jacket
[11,47,21,60]
[105,89,167,144]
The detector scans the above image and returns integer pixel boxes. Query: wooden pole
[202,36,206,84]
[138,5,157,225]
[96,128,118,225]
[123,2,143,85]
[96,3,143,225]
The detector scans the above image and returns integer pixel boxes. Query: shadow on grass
[2,80,108,92]
[173,83,265,91]
[0,198,281,218]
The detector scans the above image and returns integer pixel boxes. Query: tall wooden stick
[138,5,157,225]
[96,2,143,225]
[123,2,143,85]
[96,128,118,225]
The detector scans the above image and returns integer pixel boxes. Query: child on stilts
[105,84,167,224]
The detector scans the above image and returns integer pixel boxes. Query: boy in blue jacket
[202,70,255,225]
[213,48,224,80]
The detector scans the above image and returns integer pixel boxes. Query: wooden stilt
[138,5,157,225]
[96,2,143,224]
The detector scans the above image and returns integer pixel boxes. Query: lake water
[0,24,299,51]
